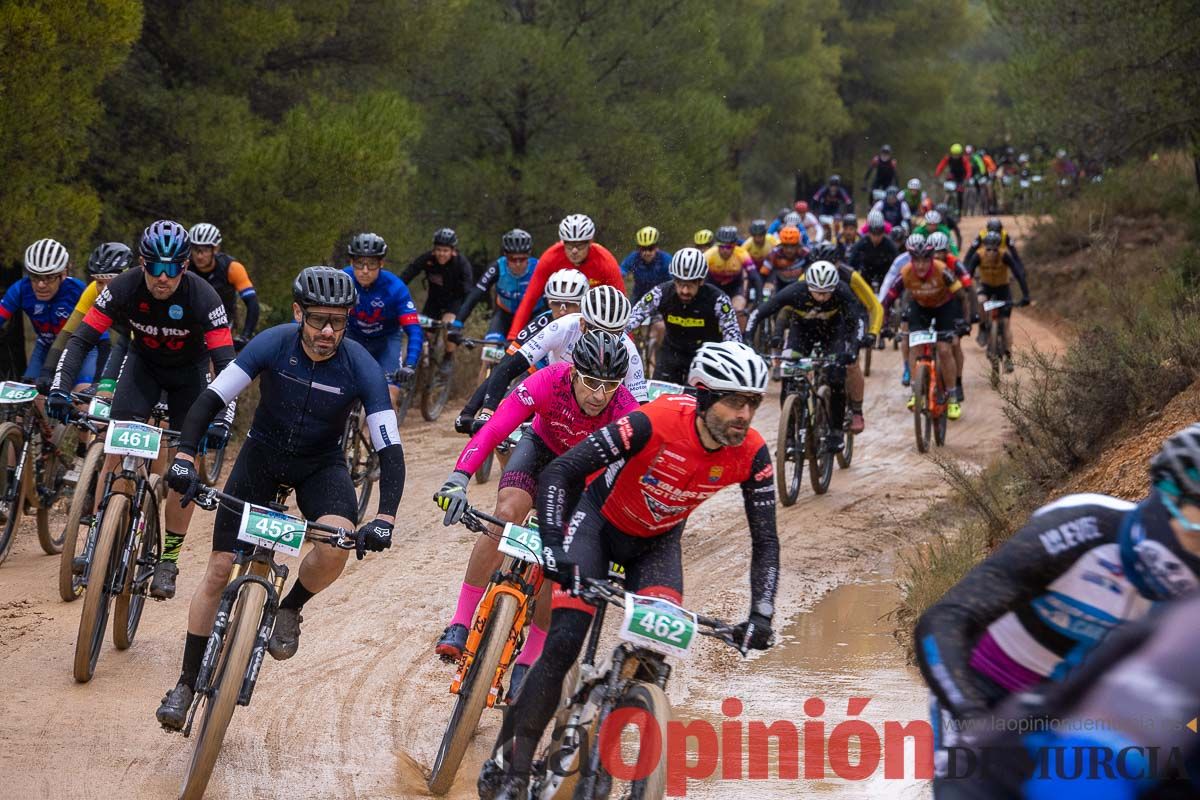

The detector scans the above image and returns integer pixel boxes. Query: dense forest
[2,0,1196,313]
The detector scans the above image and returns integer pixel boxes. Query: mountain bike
[909,323,950,453]
[750,284,776,354]
[176,485,360,800]
[510,578,741,800]
[774,351,838,505]
[72,415,174,682]
[415,315,453,422]
[0,382,81,566]
[340,401,378,524]
[58,393,112,601]
[981,297,1012,379]
[427,506,545,795]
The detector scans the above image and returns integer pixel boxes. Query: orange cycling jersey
[901,260,962,308]
[705,245,754,286]
[975,249,1012,287]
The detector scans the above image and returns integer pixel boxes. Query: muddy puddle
[675,578,931,799]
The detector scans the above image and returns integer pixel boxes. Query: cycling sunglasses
[303,311,349,332]
[576,372,622,394]
[144,260,185,278]
[1157,479,1200,533]
[717,392,764,411]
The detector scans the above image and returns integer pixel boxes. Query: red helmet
[794,201,809,214]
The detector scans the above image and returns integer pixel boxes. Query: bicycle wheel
[475,450,494,485]
[73,493,127,682]
[342,407,377,524]
[987,317,1001,379]
[114,478,159,650]
[775,393,804,507]
[808,396,833,495]
[422,368,453,422]
[0,422,25,566]
[428,592,519,795]
[837,428,854,469]
[197,442,226,487]
[592,681,671,800]
[913,364,931,454]
[180,581,267,800]
[59,439,105,601]
[37,422,79,554]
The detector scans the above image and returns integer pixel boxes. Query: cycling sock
[162,530,186,563]
[450,582,486,628]
[180,631,208,688]
[280,579,316,612]
[514,623,547,667]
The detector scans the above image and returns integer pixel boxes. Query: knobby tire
[73,493,128,682]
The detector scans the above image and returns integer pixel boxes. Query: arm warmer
[240,294,260,338]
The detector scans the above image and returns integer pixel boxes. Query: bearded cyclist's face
[674,278,702,303]
[190,245,216,271]
[141,258,186,300]
[703,393,761,446]
[294,302,347,360]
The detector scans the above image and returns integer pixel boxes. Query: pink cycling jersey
[454,361,638,475]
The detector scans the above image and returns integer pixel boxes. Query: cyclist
[914,424,1200,797]
[432,331,638,699]
[401,227,474,372]
[456,269,589,424]
[741,219,778,275]
[762,226,810,291]
[341,232,423,410]
[693,228,715,249]
[929,232,973,405]
[901,178,924,214]
[837,213,860,250]
[452,228,540,343]
[624,248,741,383]
[970,231,1031,373]
[934,143,973,216]
[870,185,911,231]
[934,202,964,252]
[915,210,959,255]
[188,223,259,348]
[154,266,404,728]
[47,220,237,600]
[2,239,93,392]
[619,226,672,300]
[704,225,762,328]
[812,174,854,216]
[862,144,899,194]
[505,214,623,340]
[880,234,970,419]
[766,207,791,235]
[747,261,868,446]
[478,341,779,800]
[849,213,900,291]
[40,242,134,395]
[479,285,646,413]
[962,217,1026,275]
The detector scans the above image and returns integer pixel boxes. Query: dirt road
[0,233,1058,799]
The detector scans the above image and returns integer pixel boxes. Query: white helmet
[558,214,595,242]
[669,248,708,281]
[688,341,768,394]
[188,222,222,247]
[804,260,839,291]
[581,285,631,333]
[783,211,803,227]
[924,210,942,225]
[907,178,921,191]
[866,210,886,231]
[24,238,69,275]
[544,268,588,303]
[927,231,950,252]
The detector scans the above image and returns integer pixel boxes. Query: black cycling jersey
[745,278,866,342]
[400,250,473,318]
[863,156,898,190]
[625,281,741,358]
[52,269,235,392]
[848,235,900,286]
[193,252,260,338]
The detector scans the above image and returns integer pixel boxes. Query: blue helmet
[139,219,191,264]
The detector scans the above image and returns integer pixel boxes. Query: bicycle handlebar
[578,577,743,651]
[190,486,359,550]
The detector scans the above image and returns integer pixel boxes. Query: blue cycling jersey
[0,276,97,345]
[208,323,400,457]
[342,267,423,367]
[494,256,539,314]
[620,250,672,297]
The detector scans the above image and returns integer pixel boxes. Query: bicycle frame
[912,340,945,418]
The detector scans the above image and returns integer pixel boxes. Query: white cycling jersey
[516,312,648,402]
[877,252,912,303]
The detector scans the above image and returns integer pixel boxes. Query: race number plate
[497,522,542,565]
[88,397,111,420]
[944,180,957,192]
[481,344,505,364]
[780,359,814,378]
[619,594,698,658]
[909,330,938,346]
[0,382,37,404]
[236,504,306,558]
[983,299,1007,312]
[418,314,436,327]
[1019,179,1031,189]
[645,380,684,401]
[104,421,162,459]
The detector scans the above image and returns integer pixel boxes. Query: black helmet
[501,228,532,254]
[842,213,857,227]
[748,219,768,236]
[348,232,387,258]
[983,231,1002,248]
[293,266,357,308]
[935,203,951,219]
[433,227,459,247]
[715,225,739,244]
[986,217,1003,233]
[890,227,908,245]
[87,242,133,277]
[571,330,629,381]
[829,174,841,185]
[811,241,839,262]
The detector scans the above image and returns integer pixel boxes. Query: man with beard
[478,341,780,800]
[154,266,405,729]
